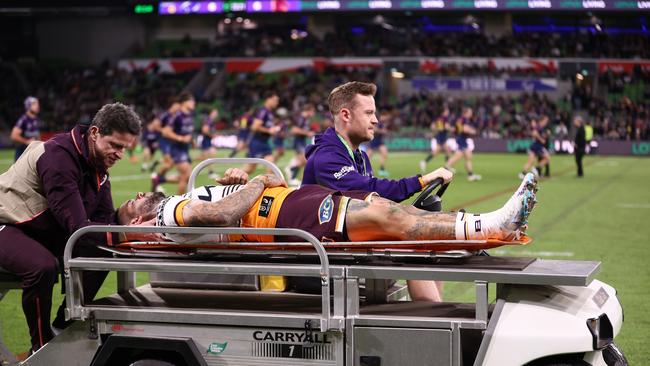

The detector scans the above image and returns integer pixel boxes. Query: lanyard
[336,133,368,177]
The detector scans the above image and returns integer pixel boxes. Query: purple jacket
[302,127,423,202]
[0,124,118,246]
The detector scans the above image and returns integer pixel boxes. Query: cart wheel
[602,343,629,366]
[130,360,177,366]
[526,355,590,365]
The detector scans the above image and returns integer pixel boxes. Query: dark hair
[91,102,142,136]
[166,95,179,109]
[328,81,377,116]
[263,90,279,100]
[302,103,315,112]
[178,91,194,104]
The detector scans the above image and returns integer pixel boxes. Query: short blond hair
[327,81,377,116]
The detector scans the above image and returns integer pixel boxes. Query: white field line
[490,249,575,257]
[110,174,149,182]
[616,203,650,209]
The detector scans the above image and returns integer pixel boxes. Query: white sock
[455,210,502,240]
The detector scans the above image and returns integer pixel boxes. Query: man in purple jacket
[0,103,141,353]
[302,81,452,301]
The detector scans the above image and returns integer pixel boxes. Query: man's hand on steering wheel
[422,167,454,186]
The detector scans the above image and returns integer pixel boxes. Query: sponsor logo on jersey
[333,165,354,180]
[259,196,274,217]
[318,195,334,224]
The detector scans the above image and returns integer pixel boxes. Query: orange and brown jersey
[156,184,295,243]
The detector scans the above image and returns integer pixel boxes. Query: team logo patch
[474,220,482,232]
[258,196,274,218]
[318,195,334,225]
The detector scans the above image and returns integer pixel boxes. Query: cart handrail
[188,158,285,190]
[63,225,337,332]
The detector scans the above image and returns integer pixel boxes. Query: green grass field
[0,148,648,364]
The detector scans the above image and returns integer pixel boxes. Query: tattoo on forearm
[186,179,265,226]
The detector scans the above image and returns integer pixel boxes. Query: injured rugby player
[116,169,538,245]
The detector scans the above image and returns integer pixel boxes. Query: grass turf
[0,148,648,364]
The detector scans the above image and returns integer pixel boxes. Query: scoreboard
[153,0,650,13]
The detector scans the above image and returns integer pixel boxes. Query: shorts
[273,136,285,149]
[454,137,475,152]
[159,138,171,156]
[169,144,191,164]
[369,136,384,149]
[247,139,272,158]
[529,143,548,158]
[293,137,308,153]
[146,140,159,155]
[275,185,374,242]
[237,129,250,141]
[435,132,448,145]
[200,135,213,150]
[14,145,27,161]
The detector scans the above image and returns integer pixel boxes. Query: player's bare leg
[345,173,537,242]
[176,162,191,194]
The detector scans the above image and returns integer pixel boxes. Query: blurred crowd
[1,59,648,142]
[151,27,650,59]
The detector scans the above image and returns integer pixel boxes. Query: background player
[196,108,220,179]
[11,96,41,161]
[228,108,253,158]
[244,91,280,174]
[420,106,452,173]
[285,103,316,186]
[155,91,195,194]
[366,109,390,177]
[140,113,160,172]
[520,115,551,178]
[151,97,181,192]
[445,107,481,181]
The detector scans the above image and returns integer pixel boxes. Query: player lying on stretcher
[116,168,538,245]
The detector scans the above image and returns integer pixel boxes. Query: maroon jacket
[0,124,118,247]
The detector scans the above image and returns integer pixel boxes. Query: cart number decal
[281,344,303,358]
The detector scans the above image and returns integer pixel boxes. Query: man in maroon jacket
[0,103,141,352]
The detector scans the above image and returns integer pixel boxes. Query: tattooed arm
[182,174,287,227]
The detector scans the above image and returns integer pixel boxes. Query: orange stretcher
[114,235,532,254]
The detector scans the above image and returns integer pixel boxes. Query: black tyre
[526,353,590,366]
[602,343,628,366]
[130,360,178,366]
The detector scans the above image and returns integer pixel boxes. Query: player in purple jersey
[152,97,181,190]
[228,109,254,158]
[420,107,453,173]
[154,92,195,194]
[244,91,280,174]
[366,109,390,177]
[272,107,290,162]
[197,108,219,160]
[445,107,482,181]
[520,115,551,179]
[196,108,220,179]
[11,96,41,161]
[285,103,316,186]
[140,113,161,172]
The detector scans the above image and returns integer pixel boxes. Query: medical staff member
[302,81,451,301]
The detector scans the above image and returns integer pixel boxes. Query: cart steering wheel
[412,178,450,212]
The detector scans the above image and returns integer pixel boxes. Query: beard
[141,192,167,217]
